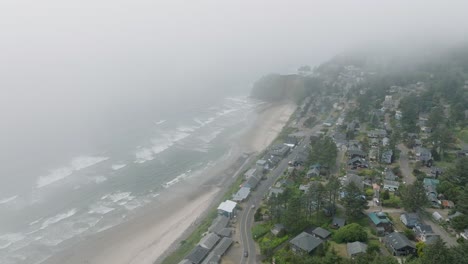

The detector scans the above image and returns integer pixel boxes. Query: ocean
[0,93,263,264]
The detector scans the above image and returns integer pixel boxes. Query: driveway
[397,144,415,184]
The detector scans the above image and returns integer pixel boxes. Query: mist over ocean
[0,90,262,264]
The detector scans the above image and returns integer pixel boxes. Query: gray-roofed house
[256,160,267,174]
[269,187,284,197]
[289,232,324,255]
[383,180,400,191]
[347,241,368,257]
[400,213,420,228]
[199,233,220,250]
[201,252,220,264]
[347,157,369,169]
[211,237,233,259]
[348,149,367,159]
[331,217,346,229]
[269,144,290,157]
[307,164,321,178]
[209,215,229,235]
[415,147,432,163]
[271,224,286,237]
[244,168,257,179]
[185,245,210,264]
[312,227,331,239]
[383,232,416,256]
[232,187,251,202]
[413,224,437,243]
[242,176,260,190]
[381,150,393,164]
[384,169,397,181]
[217,200,237,218]
[343,174,364,190]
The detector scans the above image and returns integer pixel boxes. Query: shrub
[333,223,368,243]
[252,223,271,240]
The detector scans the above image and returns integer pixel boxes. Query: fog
[1,0,468,190]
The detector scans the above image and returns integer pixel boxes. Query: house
[441,200,455,209]
[381,150,393,164]
[199,233,220,250]
[430,167,444,178]
[299,184,311,193]
[460,229,468,240]
[347,241,368,257]
[185,245,210,264]
[331,217,346,229]
[271,224,286,237]
[382,137,390,146]
[211,237,233,259]
[347,157,369,169]
[201,253,219,264]
[384,169,397,181]
[307,165,321,178]
[383,180,400,191]
[311,227,331,239]
[269,144,290,157]
[267,155,282,167]
[432,211,444,222]
[179,259,193,264]
[383,232,416,256]
[232,187,251,202]
[256,160,267,173]
[244,168,257,179]
[209,215,229,235]
[241,176,260,190]
[415,147,432,164]
[368,129,387,138]
[289,232,324,255]
[368,212,393,234]
[348,149,367,159]
[413,224,437,243]
[269,187,284,197]
[217,200,237,218]
[369,148,378,161]
[400,213,420,228]
[284,136,299,147]
[342,174,364,190]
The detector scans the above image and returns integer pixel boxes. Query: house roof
[383,180,400,188]
[178,260,192,264]
[448,211,463,220]
[212,237,233,257]
[332,217,346,228]
[289,232,323,253]
[312,227,331,239]
[368,212,391,225]
[209,215,229,234]
[244,168,257,178]
[201,252,220,264]
[385,170,397,181]
[217,200,236,213]
[242,176,260,189]
[269,187,284,196]
[186,245,210,264]
[432,211,443,221]
[413,224,433,235]
[199,233,220,250]
[423,178,440,187]
[347,241,368,256]
[271,224,286,235]
[232,187,251,201]
[401,213,420,227]
[384,232,415,250]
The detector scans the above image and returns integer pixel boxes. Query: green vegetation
[333,223,368,243]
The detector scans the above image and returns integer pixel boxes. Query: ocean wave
[177,125,199,133]
[40,209,77,230]
[155,119,166,125]
[111,163,127,170]
[101,192,134,204]
[39,215,101,247]
[36,156,109,188]
[162,171,192,189]
[0,233,25,250]
[198,128,224,143]
[92,176,107,184]
[88,204,115,215]
[0,195,18,205]
[135,131,190,163]
[134,147,154,164]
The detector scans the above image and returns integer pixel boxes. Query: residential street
[398,143,415,184]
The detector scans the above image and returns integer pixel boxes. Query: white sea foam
[111,163,127,170]
[40,209,77,230]
[162,171,192,189]
[88,204,115,215]
[155,119,166,125]
[193,117,216,127]
[134,147,154,163]
[102,192,134,204]
[29,218,43,226]
[36,156,109,188]
[216,108,237,116]
[39,215,101,247]
[177,125,199,133]
[92,176,107,184]
[0,233,25,250]
[0,195,18,205]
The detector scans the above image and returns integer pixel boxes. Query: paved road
[238,125,320,264]
[397,143,415,184]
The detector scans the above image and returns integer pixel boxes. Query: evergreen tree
[342,182,368,219]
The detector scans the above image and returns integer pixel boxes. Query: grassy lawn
[328,241,348,258]
[457,129,468,143]
[388,212,406,232]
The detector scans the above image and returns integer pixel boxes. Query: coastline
[42,101,296,264]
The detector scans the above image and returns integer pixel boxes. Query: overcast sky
[1,0,468,161]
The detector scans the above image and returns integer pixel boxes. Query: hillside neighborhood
[168,49,468,264]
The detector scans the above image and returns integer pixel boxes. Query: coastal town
[165,50,468,264]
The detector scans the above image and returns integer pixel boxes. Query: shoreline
[42,101,296,264]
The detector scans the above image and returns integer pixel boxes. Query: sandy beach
[43,102,296,264]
